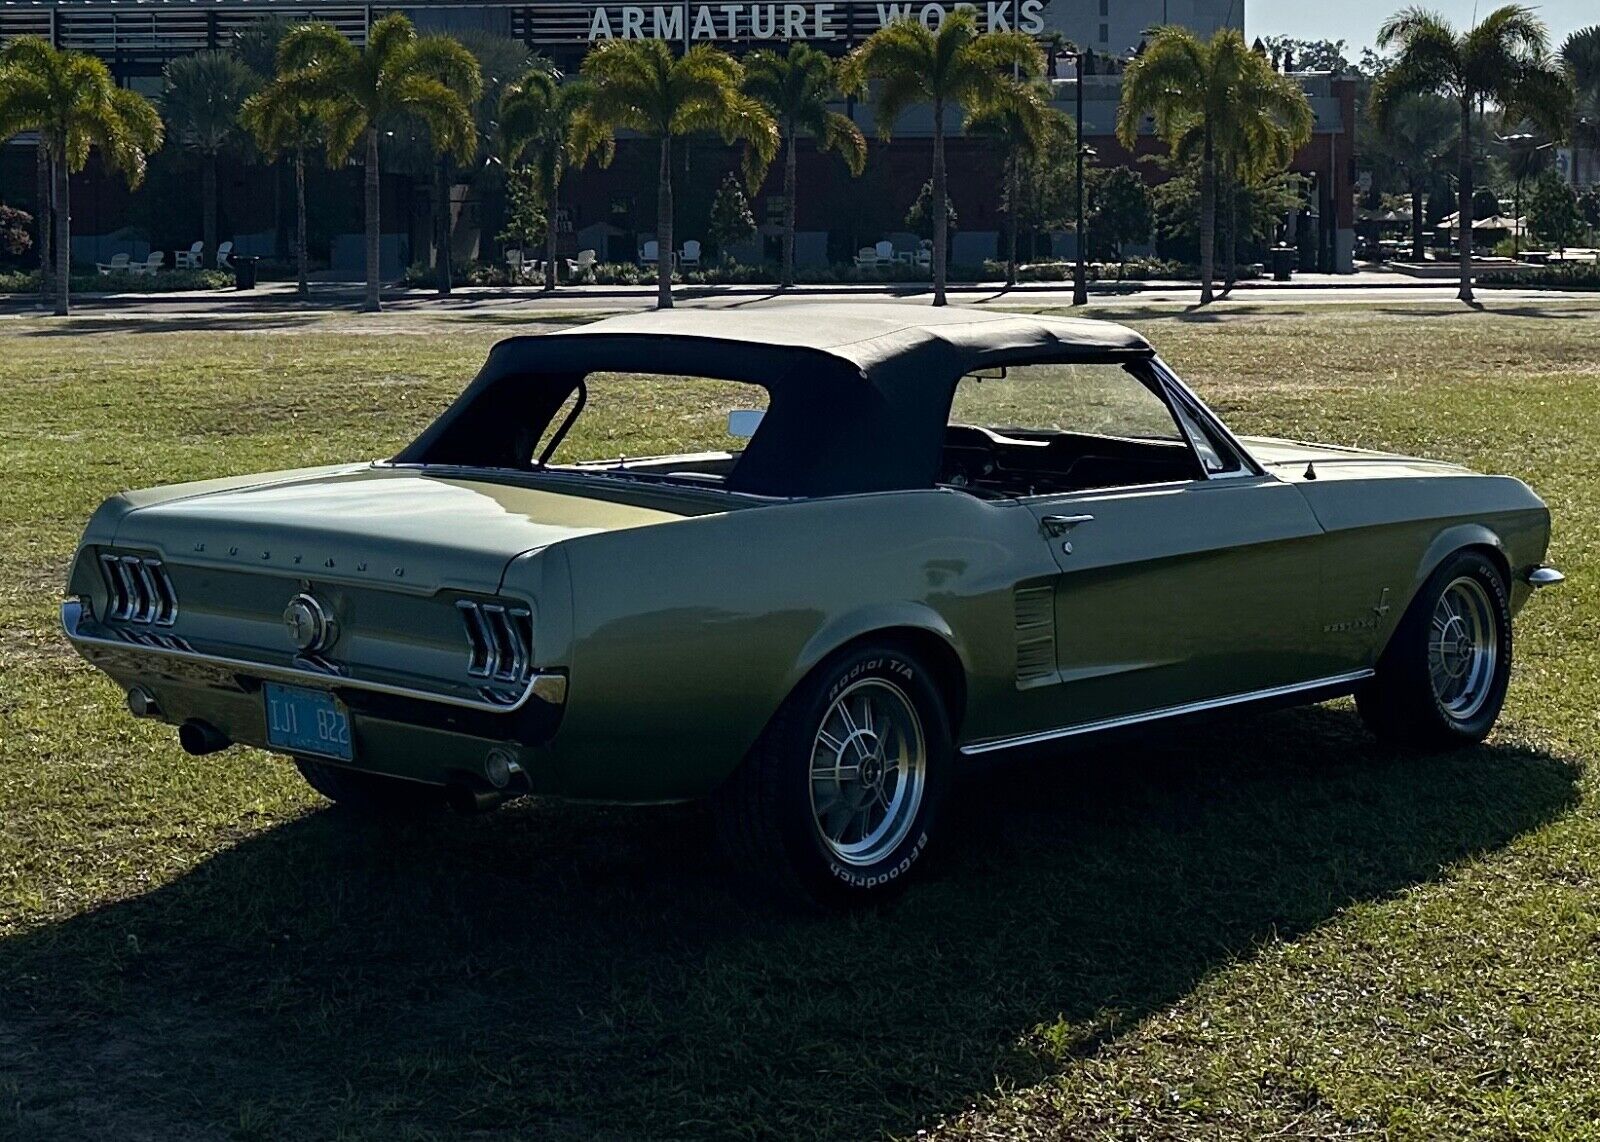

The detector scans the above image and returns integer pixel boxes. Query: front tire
[714,643,953,910]
[294,757,443,816]
[1357,550,1512,750]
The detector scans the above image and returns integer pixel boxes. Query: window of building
[1099,22,1109,42]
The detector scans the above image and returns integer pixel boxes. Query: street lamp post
[1070,47,1087,306]
[1497,131,1553,260]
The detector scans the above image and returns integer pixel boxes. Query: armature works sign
[580,0,1047,41]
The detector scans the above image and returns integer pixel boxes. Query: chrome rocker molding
[60,599,567,714]
[959,669,1377,756]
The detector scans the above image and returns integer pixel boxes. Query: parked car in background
[62,305,1562,908]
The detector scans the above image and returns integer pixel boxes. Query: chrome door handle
[1040,513,1095,538]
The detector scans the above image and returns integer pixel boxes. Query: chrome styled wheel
[1429,576,1500,720]
[808,678,928,867]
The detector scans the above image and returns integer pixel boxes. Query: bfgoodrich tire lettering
[714,643,953,910]
[1357,549,1512,750]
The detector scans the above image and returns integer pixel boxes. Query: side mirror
[727,410,764,438]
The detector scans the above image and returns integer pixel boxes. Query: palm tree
[162,50,259,266]
[966,82,1060,286]
[1564,27,1600,190]
[574,40,777,310]
[0,38,163,315]
[743,43,866,288]
[500,67,608,291]
[275,13,481,311]
[1117,27,1312,305]
[840,11,1042,306]
[1371,5,1574,304]
[240,62,325,297]
[1371,93,1458,260]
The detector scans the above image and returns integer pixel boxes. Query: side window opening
[941,360,1206,497]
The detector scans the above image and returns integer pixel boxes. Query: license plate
[264,682,352,761]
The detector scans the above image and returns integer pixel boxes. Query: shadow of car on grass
[0,703,1579,1140]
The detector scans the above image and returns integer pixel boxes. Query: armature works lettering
[585,0,1047,41]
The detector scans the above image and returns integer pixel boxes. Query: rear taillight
[458,600,533,684]
[99,553,177,626]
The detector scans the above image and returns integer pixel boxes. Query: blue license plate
[264,682,352,761]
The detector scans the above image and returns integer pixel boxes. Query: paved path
[3,276,1592,318]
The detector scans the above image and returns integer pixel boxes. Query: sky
[1246,0,1593,56]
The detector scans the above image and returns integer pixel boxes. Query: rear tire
[294,757,442,816]
[1357,550,1512,750]
[713,643,953,910]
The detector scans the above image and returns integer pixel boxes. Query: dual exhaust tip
[137,689,520,814]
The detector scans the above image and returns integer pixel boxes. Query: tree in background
[573,40,776,310]
[0,37,163,315]
[500,66,605,290]
[742,43,866,288]
[1563,27,1600,188]
[905,179,957,244]
[840,11,1042,305]
[1526,170,1586,251]
[707,172,757,263]
[1086,165,1153,275]
[1372,5,1573,304]
[0,203,32,260]
[1369,93,1457,259]
[240,39,326,296]
[162,51,260,265]
[1118,27,1312,304]
[1262,36,1353,74]
[966,80,1060,286]
[274,13,480,311]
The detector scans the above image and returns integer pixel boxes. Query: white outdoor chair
[175,241,203,270]
[853,246,879,269]
[505,248,524,277]
[874,240,895,263]
[128,251,165,277]
[916,239,933,268]
[96,253,131,275]
[565,249,597,281]
[679,239,701,268]
[216,241,234,269]
[640,240,659,266]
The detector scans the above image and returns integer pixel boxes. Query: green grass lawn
[1,301,1598,1140]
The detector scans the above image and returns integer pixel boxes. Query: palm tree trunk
[53,150,70,317]
[657,135,673,310]
[932,100,948,307]
[1222,164,1238,295]
[781,126,797,289]
[1005,151,1019,287]
[1198,131,1216,305]
[545,179,559,291]
[295,147,309,298]
[1457,96,1473,304]
[435,156,452,297]
[364,126,382,313]
[202,153,218,266]
[1410,181,1424,262]
[36,143,51,307]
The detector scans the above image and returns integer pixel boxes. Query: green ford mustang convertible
[63,304,1562,907]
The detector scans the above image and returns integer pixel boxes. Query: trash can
[232,255,259,290]
[1271,246,1295,282]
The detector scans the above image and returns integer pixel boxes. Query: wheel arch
[789,609,971,737]
[1378,524,1512,658]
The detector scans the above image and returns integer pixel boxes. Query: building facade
[2,0,1358,277]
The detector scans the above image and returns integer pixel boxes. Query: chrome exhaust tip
[177,719,230,756]
[126,686,161,719]
[445,777,503,815]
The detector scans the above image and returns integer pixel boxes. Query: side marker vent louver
[458,600,534,685]
[100,553,178,626]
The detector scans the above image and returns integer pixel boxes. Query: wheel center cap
[860,753,882,787]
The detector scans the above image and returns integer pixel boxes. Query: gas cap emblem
[284,593,335,654]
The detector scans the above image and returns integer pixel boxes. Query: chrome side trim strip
[958,669,1375,757]
[1526,566,1565,589]
[60,599,565,714]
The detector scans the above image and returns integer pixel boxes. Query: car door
[1009,361,1329,728]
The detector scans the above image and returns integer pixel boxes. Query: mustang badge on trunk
[284,593,335,654]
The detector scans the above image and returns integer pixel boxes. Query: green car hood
[1240,435,1470,476]
[110,465,696,594]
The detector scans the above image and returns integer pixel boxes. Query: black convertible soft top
[397,304,1154,497]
